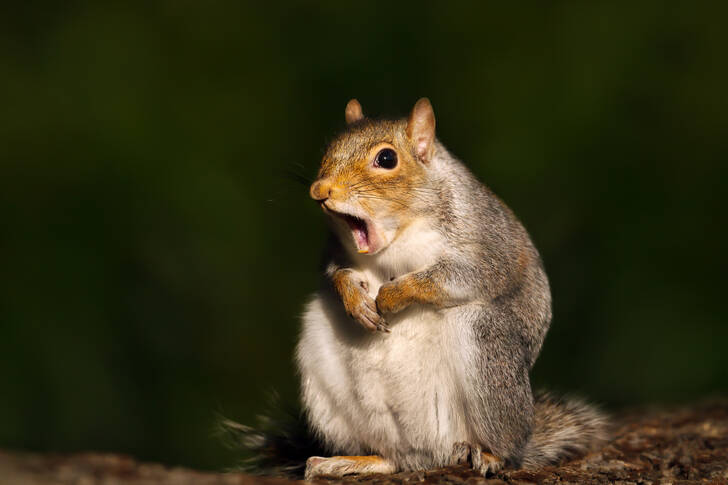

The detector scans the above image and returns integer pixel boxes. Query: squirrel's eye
[374,148,398,169]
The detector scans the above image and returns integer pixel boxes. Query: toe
[451,442,470,465]
[304,456,327,479]
[473,451,504,476]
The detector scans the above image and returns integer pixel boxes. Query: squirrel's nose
[310,179,343,201]
[310,180,328,201]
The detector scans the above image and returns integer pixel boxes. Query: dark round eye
[374,148,398,169]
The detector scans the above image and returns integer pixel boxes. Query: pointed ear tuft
[345,99,364,124]
[406,98,436,162]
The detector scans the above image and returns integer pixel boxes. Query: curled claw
[359,299,390,333]
[450,442,503,477]
[346,291,390,334]
[375,319,391,333]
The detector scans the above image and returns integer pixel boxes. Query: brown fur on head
[309,98,437,255]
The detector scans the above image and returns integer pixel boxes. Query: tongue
[353,225,369,253]
[346,217,370,253]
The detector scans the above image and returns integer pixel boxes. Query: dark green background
[1,1,726,471]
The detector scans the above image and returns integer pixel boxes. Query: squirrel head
[310,98,438,255]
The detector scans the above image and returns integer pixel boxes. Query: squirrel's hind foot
[451,442,504,477]
[304,455,396,479]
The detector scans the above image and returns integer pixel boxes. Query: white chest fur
[296,220,468,469]
[354,218,447,292]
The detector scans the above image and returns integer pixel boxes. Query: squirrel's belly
[297,293,467,468]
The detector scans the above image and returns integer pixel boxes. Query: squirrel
[294,98,608,479]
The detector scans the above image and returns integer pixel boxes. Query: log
[1,400,726,485]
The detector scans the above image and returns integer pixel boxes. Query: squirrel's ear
[345,99,364,124]
[406,98,436,162]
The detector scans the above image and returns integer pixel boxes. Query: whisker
[284,170,314,187]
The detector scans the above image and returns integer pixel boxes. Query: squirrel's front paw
[348,291,390,333]
[375,279,411,315]
[334,270,389,333]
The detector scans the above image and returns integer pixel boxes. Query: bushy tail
[216,395,324,478]
[522,391,609,469]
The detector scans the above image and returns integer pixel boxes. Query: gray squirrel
[295,98,607,478]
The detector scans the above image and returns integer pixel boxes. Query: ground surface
[1,400,727,485]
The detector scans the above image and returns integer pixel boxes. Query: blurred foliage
[1,0,727,471]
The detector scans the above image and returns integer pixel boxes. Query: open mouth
[329,210,372,253]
